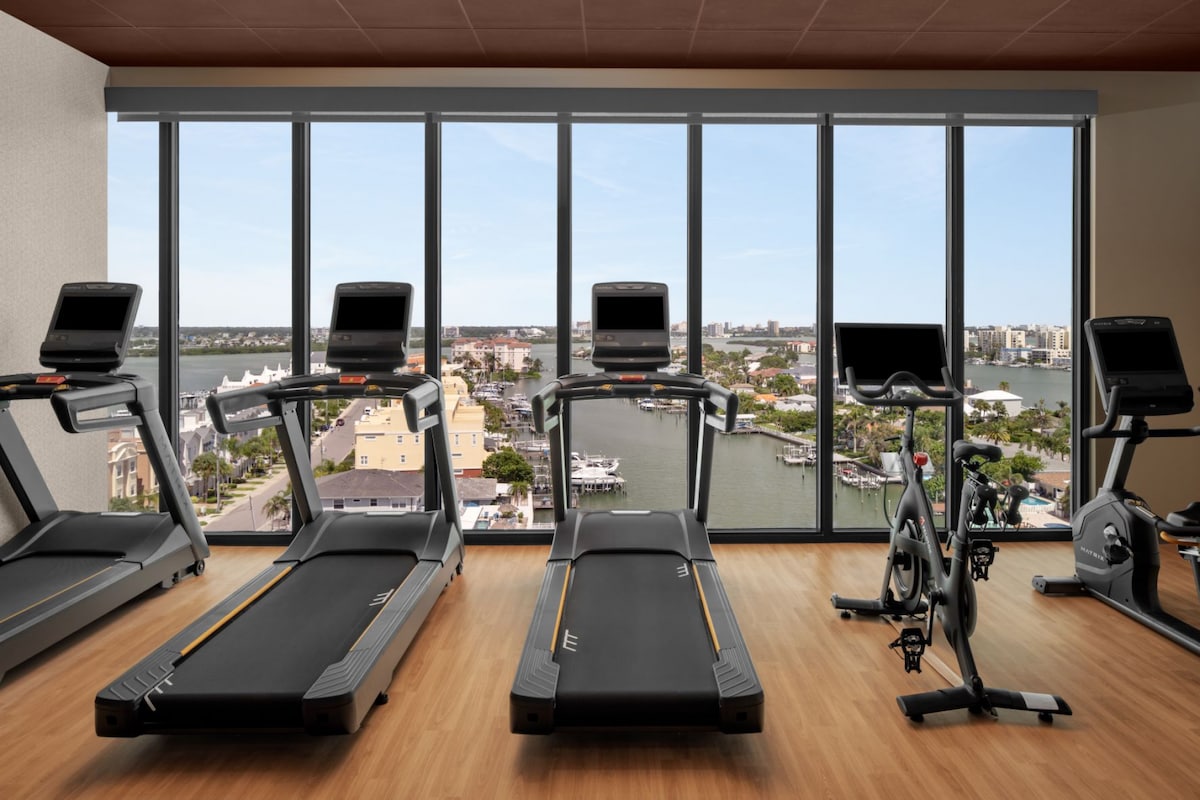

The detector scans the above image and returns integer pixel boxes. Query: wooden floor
[2,541,1199,799]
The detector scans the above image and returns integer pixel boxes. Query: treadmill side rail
[696,562,765,733]
[95,562,294,736]
[510,561,569,734]
[303,558,455,734]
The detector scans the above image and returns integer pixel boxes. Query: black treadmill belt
[555,553,719,727]
[0,555,127,625]
[150,553,417,729]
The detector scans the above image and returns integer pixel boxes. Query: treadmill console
[39,282,141,373]
[591,282,671,371]
[1086,316,1193,417]
[326,282,411,373]
[835,322,948,389]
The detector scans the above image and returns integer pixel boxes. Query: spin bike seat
[952,441,1002,464]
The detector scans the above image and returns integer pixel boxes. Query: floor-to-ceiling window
[306,123,426,523]
[833,125,947,530]
[178,122,291,533]
[106,96,1086,540]
[702,124,818,529]
[964,126,1075,530]
[442,122,556,531]
[106,117,159,511]
[571,124,690,513]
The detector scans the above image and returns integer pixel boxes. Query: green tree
[108,496,140,512]
[191,451,232,508]
[758,354,789,370]
[768,373,799,397]
[482,447,534,483]
[263,490,292,530]
[1009,450,1045,481]
[482,400,506,433]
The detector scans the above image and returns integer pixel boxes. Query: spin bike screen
[835,323,948,388]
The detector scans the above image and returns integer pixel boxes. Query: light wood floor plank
[1,542,1198,799]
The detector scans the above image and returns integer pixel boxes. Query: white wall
[0,13,109,541]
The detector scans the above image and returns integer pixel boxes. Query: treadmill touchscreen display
[1094,328,1182,375]
[54,295,131,332]
[596,295,665,332]
[837,324,946,386]
[333,295,407,333]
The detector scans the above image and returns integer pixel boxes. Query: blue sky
[108,118,1073,330]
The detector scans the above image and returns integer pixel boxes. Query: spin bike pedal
[889,627,927,673]
[969,539,997,581]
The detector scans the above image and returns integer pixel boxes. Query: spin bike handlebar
[1083,385,1200,440]
[844,367,962,408]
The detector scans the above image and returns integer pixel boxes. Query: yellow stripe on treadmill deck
[693,567,721,654]
[0,565,114,626]
[549,564,572,653]
[180,564,294,657]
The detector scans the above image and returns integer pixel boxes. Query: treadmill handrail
[206,371,463,545]
[534,371,738,435]
[0,371,207,560]
[207,372,434,435]
[50,379,148,433]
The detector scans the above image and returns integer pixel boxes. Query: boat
[779,444,816,466]
[571,451,620,474]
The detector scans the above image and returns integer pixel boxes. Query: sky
[108,117,1074,330]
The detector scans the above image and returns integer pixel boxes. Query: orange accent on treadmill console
[339,375,368,384]
[36,375,66,384]
[618,374,646,382]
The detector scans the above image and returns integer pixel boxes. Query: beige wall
[0,13,109,541]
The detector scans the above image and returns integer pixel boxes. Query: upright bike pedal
[969,539,997,581]
[889,627,926,673]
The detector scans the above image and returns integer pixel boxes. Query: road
[207,397,368,532]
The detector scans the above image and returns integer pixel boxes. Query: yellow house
[354,374,487,477]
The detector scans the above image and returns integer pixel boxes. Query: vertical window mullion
[158,121,180,477]
[291,121,311,534]
[424,113,442,513]
[946,125,965,522]
[816,118,835,537]
[687,119,702,505]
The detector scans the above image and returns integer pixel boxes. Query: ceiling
[2,0,1199,71]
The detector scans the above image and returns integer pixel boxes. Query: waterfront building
[107,435,139,501]
[450,337,532,372]
[786,340,815,354]
[215,363,289,393]
[354,374,486,476]
[315,469,424,511]
[976,326,1027,357]
[966,389,1023,418]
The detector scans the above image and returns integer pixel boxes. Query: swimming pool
[1022,496,1053,507]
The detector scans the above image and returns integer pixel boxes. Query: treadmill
[510,282,763,734]
[0,282,209,683]
[96,282,464,736]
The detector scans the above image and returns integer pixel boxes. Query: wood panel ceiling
[2,0,1199,70]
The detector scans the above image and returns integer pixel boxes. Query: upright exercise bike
[1034,316,1200,656]
[830,322,1072,722]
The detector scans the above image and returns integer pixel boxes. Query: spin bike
[1034,316,1200,656]
[830,326,1072,722]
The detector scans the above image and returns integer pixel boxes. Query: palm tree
[222,435,242,477]
[998,380,1011,393]
[263,490,292,530]
[509,479,531,506]
[191,451,233,509]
